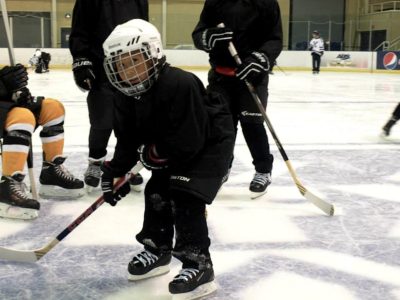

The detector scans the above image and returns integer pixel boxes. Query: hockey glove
[236,51,270,85]
[0,64,28,93]
[12,87,34,106]
[138,144,169,170]
[72,57,95,92]
[101,161,131,206]
[202,27,233,51]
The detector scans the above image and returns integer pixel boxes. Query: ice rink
[1,68,400,300]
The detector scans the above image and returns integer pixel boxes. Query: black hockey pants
[86,83,115,159]
[136,170,211,268]
[208,70,273,173]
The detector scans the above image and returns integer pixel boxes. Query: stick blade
[0,246,39,263]
[304,190,335,216]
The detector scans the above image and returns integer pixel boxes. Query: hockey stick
[218,24,334,216]
[1,0,37,200]
[0,162,144,263]
[275,63,289,76]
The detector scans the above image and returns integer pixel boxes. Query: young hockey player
[382,103,400,137]
[69,0,148,192]
[0,64,84,220]
[192,0,283,198]
[101,19,235,299]
[309,30,324,74]
[29,49,51,73]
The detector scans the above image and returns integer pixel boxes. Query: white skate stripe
[6,123,34,134]
[42,115,64,127]
[40,133,64,143]
[2,144,30,153]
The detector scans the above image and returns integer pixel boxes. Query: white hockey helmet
[103,19,165,97]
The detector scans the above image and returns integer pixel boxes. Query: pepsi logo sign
[383,52,399,70]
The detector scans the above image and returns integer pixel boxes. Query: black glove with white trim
[138,144,169,170]
[236,51,270,84]
[72,57,95,91]
[101,161,131,206]
[202,27,233,51]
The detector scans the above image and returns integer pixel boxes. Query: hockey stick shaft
[0,0,16,65]
[1,0,37,199]
[275,64,288,76]
[27,143,38,199]
[0,162,144,262]
[218,24,334,216]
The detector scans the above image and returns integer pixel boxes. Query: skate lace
[55,164,76,181]
[252,172,271,185]
[134,250,159,267]
[10,180,29,200]
[85,162,101,178]
[174,268,199,282]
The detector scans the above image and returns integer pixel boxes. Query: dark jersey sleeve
[109,97,140,177]
[0,78,8,100]
[139,0,149,21]
[69,0,96,59]
[258,0,283,63]
[192,0,214,51]
[193,0,283,66]
[156,69,209,170]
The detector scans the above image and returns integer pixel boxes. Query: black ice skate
[127,248,172,281]
[249,172,271,199]
[0,172,40,220]
[129,172,144,192]
[39,156,85,199]
[169,266,217,300]
[381,117,397,137]
[84,157,104,192]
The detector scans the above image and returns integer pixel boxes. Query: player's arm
[109,102,140,177]
[192,1,233,52]
[257,0,283,64]
[160,74,208,168]
[69,0,96,91]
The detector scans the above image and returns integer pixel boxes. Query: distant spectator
[309,30,324,74]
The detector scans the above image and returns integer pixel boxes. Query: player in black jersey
[192,0,283,198]
[69,0,148,191]
[101,19,235,299]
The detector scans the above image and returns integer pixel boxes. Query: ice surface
[0,69,400,300]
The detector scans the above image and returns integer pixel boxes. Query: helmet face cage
[104,44,159,97]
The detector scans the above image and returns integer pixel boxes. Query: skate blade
[39,185,85,200]
[250,190,268,199]
[86,186,93,194]
[128,265,170,281]
[86,185,100,194]
[171,281,217,300]
[131,184,143,193]
[379,132,390,139]
[0,203,39,220]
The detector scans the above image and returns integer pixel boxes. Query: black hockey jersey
[192,0,283,68]
[69,0,148,80]
[110,64,235,202]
